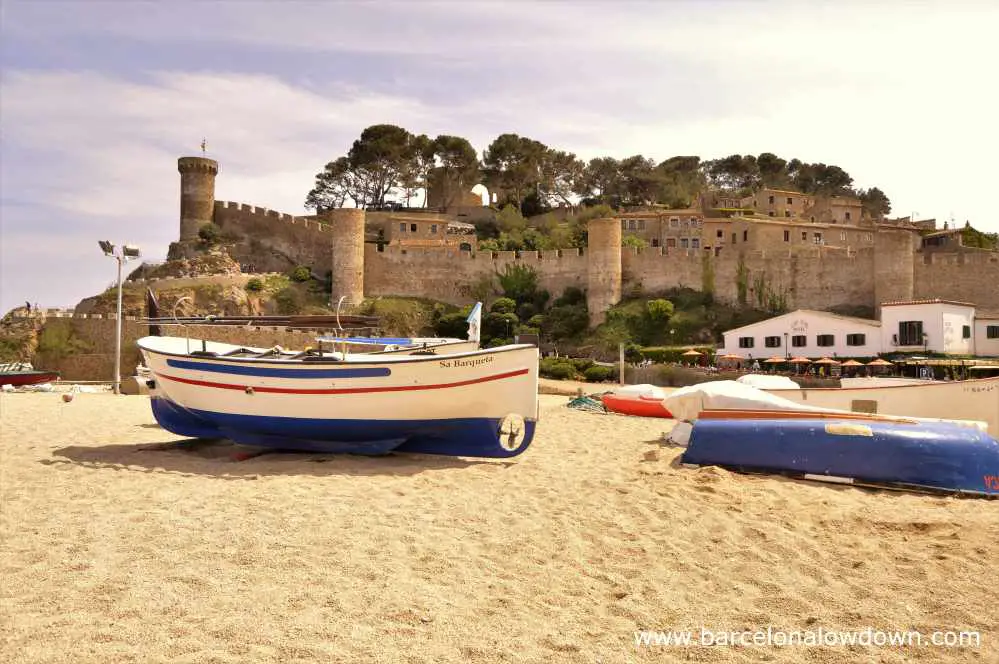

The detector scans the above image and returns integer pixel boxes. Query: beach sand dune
[1,392,996,663]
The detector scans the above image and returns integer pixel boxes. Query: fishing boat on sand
[137,334,539,458]
[666,380,999,497]
[0,362,60,388]
[601,384,673,418]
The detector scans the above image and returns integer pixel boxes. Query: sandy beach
[1,391,997,663]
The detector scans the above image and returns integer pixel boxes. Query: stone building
[170,155,999,325]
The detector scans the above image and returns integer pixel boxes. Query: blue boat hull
[150,396,536,458]
[681,418,999,496]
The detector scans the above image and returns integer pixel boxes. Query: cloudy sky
[2,1,997,312]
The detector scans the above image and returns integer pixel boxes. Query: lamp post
[99,241,141,394]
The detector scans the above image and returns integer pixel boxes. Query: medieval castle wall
[913,249,999,309]
[174,156,999,319]
[213,201,333,273]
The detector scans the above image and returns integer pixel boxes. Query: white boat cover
[736,374,800,390]
[609,383,667,399]
[662,379,989,433]
[664,380,849,422]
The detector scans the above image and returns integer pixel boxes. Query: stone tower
[586,217,623,326]
[326,209,366,306]
[177,156,219,242]
[873,226,918,317]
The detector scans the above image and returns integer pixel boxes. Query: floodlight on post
[99,241,141,394]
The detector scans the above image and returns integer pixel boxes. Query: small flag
[466,302,482,344]
[201,138,206,154]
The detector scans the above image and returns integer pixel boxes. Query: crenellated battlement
[214,201,331,232]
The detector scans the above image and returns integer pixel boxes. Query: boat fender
[245,386,255,395]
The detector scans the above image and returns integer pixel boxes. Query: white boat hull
[137,336,539,457]
[766,377,999,437]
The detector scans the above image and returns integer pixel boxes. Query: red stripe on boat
[156,368,530,395]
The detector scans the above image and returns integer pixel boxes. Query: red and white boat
[601,384,673,418]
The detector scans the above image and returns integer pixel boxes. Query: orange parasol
[764,356,785,364]
[814,357,841,365]
[841,359,864,367]
[789,356,812,364]
[866,358,894,366]
[681,349,703,357]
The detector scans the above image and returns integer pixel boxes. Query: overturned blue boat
[681,416,999,497]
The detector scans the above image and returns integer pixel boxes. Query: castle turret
[178,157,219,242]
[586,217,622,326]
[326,209,366,306]
[873,226,918,316]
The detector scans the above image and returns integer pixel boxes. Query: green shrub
[570,358,594,372]
[490,297,517,314]
[245,278,264,292]
[274,287,302,314]
[198,223,221,245]
[434,312,469,338]
[583,365,615,382]
[539,358,576,380]
[290,266,312,283]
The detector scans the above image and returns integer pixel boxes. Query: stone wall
[364,245,589,305]
[213,201,332,273]
[914,249,999,310]
[32,317,333,381]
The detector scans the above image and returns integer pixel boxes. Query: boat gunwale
[137,337,536,367]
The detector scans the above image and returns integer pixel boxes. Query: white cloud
[2,0,998,312]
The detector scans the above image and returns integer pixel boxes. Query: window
[784,210,791,217]
[792,335,806,347]
[410,223,417,232]
[810,216,815,223]
[768,195,775,204]
[399,223,406,233]
[813,232,823,244]
[714,246,722,257]
[680,238,689,248]
[628,219,636,230]
[666,238,676,248]
[801,231,807,240]
[739,337,755,348]
[816,334,834,347]
[691,238,700,249]
[898,321,923,346]
[639,219,646,230]
[865,233,873,242]
[963,325,971,339]
[621,220,627,228]
[670,217,680,228]
[651,238,660,247]
[768,211,775,217]
[783,230,790,242]
[845,211,852,221]
[732,232,737,244]
[846,334,866,346]
[786,197,793,204]
[717,230,723,238]
[987,325,999,339]
[743,230,748,241]
[695,218,703,227]
[840,231,847,242]
[765,336,782,348]
[430,224,438,234]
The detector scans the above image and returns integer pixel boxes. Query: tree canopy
[305,125,892,217]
